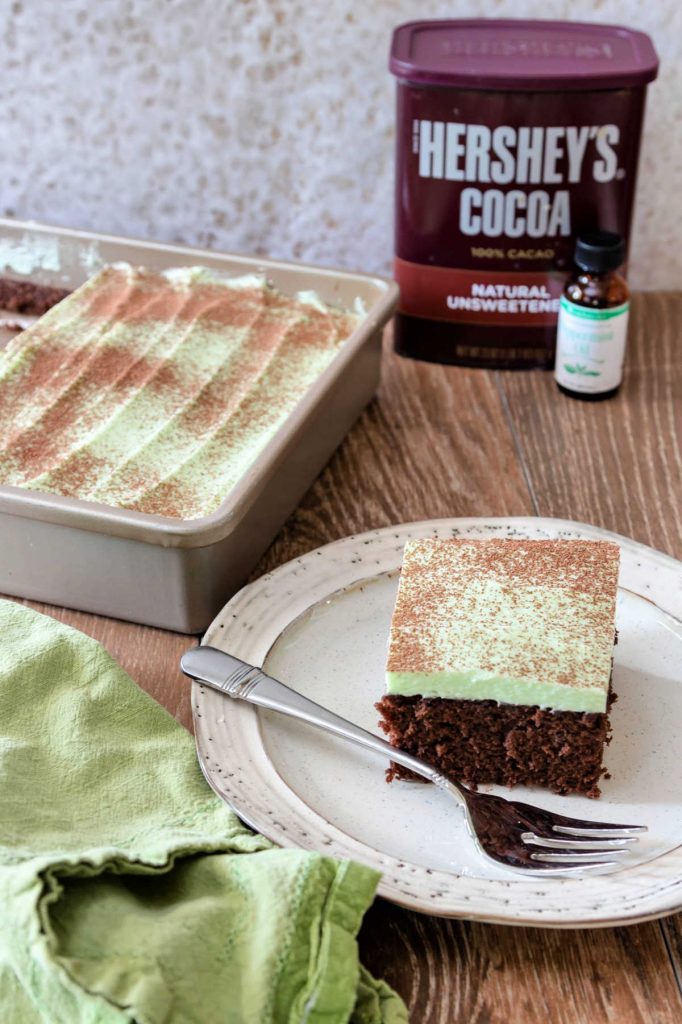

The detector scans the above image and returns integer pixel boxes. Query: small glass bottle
[554,231,630,400]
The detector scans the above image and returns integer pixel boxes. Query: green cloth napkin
[0,601,407,1024]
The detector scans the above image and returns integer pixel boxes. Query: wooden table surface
[16,293,682,1023]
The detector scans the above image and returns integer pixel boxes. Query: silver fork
[181,646,646,876]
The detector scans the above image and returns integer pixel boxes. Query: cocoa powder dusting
[386,538,620,696]
[84,267,266,328]
[2,345,186,479]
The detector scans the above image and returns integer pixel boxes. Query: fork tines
[552,823,647,838]
[521,823,646,867]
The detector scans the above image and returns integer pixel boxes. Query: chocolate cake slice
[376,538,620,797]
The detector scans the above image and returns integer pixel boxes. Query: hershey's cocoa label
[416,121,620,239]
[394,85,646,327]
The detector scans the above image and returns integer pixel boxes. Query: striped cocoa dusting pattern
[0,264,360,519]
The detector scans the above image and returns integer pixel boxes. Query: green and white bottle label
[554,295,630,393]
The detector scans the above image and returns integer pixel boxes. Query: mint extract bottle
[554,232,630,400]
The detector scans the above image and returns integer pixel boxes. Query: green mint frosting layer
[386,670,607,713]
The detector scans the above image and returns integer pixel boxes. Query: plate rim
[192,515,682,927]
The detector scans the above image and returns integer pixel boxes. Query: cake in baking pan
[0,264,360,519]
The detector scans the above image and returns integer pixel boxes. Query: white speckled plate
[193,517,682,927]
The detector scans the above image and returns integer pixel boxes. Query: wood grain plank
[497,292,682,558]
[359,903,682,1024]
[256,336,532,573]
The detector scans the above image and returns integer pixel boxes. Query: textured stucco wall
[2,0,680,288]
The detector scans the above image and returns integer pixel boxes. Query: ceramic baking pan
[0,219,398,632]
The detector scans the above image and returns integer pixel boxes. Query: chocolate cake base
[376,693,615,798]
[0,277,70,315]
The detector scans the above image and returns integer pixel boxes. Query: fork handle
[181,646,443,785]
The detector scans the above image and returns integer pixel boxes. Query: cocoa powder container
[389,19,658,368]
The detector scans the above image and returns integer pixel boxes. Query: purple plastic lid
[389,19,659,91]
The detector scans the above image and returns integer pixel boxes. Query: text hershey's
[415,120,621,239]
